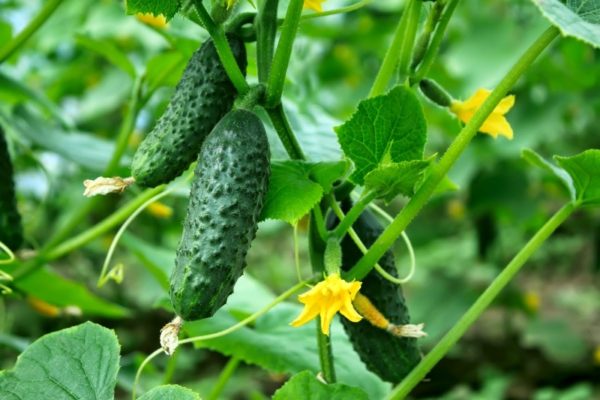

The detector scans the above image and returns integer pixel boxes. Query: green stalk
[396,0,422,83]
[266,103,305,160]
[332,191,376,239]
[317,318,336,383]
[0,0,64,64]
[347,26,560,281]
[410,0,460,85]
[387,202,575,399]
[301,0,372,20]
[256,0,280,83]
[369,0,417,97]
[12,186,165,281]
[191,0,249,95]
[266,0,304,107]
[207,357,240,400]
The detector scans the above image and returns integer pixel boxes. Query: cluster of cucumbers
[131,34,270,321]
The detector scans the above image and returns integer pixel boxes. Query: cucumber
[170,109,270,321]
[328,202,421,383]
[131,35,247,187]
[0,126,23,250]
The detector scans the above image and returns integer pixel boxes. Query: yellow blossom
[147,201,173,219]
[291,273,362,335]
[304,0,325,12]
[450,88,515,140]
[135,12,167,29]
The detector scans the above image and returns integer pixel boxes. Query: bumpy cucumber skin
[170,110,270,321]
[329,205,421,383]
[0,127,23,250]
[131,35,247,187]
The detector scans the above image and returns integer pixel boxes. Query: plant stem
[396,0,422,83]
[161,347,179,384]
[266,103,305,160]
[317,318,336,383]
[369,0,415,97]
[301,0,372,20]
[207,357,240,400]
[387,202,576,399]
[266,0,304,107]
[256,0,280,83]
[332,191,377,239]
[347,26,560,281]
[0,0,64,64]
[192,0,249,95]
[410,0,460,85]
[105,76,143,175]
[12,186,165,281]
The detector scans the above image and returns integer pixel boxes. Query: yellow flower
[291,273,362,335]
[450,88,515,140]
[146,201,173,219]
[304,0,325,12]
[135,12,167,29]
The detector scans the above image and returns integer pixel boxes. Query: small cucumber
[328,202,421,383]
[170,109,270,321]
[0,126,23,250]
[132,35,247,187]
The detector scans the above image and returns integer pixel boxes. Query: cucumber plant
[2,1,600,400]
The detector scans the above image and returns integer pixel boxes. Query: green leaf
[261,160,349,225]
[531,0,600,48]
[2,264,129,318]
[0,322,120,400]
[335,86,427,185]
[125,0,182,20]
[364,159,431,203]
[76,34,137,78]
[185,303,390,400]
[138,385,201,400]
[272,371,369,400]
[521,148,575,200]
[523,317,587,364]
[555,149,600,206]
[145,51,187,92]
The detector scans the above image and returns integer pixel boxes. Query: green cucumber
[0,126,23,250]
[131,35,247,187]
[170,109,270,321]
[329,202,421,383]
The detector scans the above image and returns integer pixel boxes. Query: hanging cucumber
[0,126,23,250]
[131,35,247,187]
[328,202,421,383]
[170,109,270,321]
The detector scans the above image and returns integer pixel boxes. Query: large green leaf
[125,0,182,20]
[532,0,600,48]
[138,385,201,400]
[555,149,600,206]
[185,303,390,400]
[521,148,575,200]
[0,322,119,400]
[272,370,369,400]
[2,264,129,318]
[335,86,427,185]
[261,160,349,225]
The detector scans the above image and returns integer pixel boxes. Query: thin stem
[192,0,249,95]
[207,357,240,400]
[369,0,414,97]
[332,191,377,239]
[301,0,372,20]
[0,0,64,64]
[265,103,305,160]
[104,76,143,175]
[293,224,304,283]
[347,26,560,281]
[311,204,328,241]
[387,202,576,399]
[410,0,460,85]
[396,0,422,83]
[0,242,16,265]
[317,319,336,383]
[266,0,304,107]
[256,0,280,83]
[161,347,179,384]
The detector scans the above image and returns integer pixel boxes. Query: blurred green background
[0,0,599,399]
